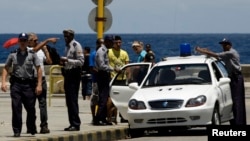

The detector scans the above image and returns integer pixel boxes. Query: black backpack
[44,45,60,65]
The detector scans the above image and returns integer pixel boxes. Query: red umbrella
[3,37,19,48]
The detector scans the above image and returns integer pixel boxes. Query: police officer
[60,29,84,131]
[94,35,119,125]
[195,38,246,125]
[89,38,103,124]
[1,33,42,137]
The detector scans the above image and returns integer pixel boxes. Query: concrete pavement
[0,94,129,141]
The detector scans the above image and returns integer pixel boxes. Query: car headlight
[128,99,146,110]
[185,95,206,107]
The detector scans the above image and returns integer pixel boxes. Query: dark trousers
[229,73,247,125]
[37,78,48,127]
[81,74,92,99]
[10,82,36,134]
[27,77,48,129]
[96,70,110,122]
[63,68,81,127]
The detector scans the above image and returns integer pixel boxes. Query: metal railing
[49,65,64,106]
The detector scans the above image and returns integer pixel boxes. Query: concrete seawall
[0,64,250,82]
[241,64,250,82]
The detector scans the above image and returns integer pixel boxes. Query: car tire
[211,106,221,125]
[129,128,145,138]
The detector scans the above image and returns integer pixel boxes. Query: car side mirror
[128,82,139,90]
[218,77,231,86]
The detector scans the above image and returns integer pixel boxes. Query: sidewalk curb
[15,127,129,141]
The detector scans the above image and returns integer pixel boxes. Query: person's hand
[195,46,202,52]
[114,67,121,73]
[1,83,8,92]
[195,46,208,54]
[47,37,59,44]
[35,85,42,95]
[60,57,68,62]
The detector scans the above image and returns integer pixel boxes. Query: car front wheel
[211,106,221,125]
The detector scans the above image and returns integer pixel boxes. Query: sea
[0,33,250,64]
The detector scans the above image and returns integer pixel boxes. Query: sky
[0,0,250,34]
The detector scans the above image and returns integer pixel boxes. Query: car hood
[133,85,211,100]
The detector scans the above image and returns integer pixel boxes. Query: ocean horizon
[1,33,250,64]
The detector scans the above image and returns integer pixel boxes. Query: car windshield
[142,64,211,87]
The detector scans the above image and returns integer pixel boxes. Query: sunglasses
[29,39,38,42]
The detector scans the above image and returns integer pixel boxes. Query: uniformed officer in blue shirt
[196,38,246,125]
[60,29,84,131]
[1,33,42,137]
[94,35,119,125]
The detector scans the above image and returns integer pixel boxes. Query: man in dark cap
[94,35,119,125]
[195,38,246,125]
[60,29,84,131]
[145,43,155,55]
[1,33,43,137]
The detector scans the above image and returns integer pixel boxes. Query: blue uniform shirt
[95,45,113,72]
[5,49,40,79]
[63,39,84,69]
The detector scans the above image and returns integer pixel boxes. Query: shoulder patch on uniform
[102,48,105,51]
[73,42,77,47]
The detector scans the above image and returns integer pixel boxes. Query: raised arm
[32,38,59,52]
[195,46,219,59]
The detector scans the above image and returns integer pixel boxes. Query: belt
[11,76,34,84]
[64,67,81,72]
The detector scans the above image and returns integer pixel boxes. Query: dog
[106,97,118,125]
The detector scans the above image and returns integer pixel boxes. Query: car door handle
[112,91,120,95]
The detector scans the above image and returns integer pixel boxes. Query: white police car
[110,47,233,137]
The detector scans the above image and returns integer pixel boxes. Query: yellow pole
[97,0,104,39]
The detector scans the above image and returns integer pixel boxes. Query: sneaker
[40,126,50,134]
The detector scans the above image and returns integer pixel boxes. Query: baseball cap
[114,35,122,40]
[219,38,232,45]
[145,44,151,48]
[104,35,114,41]
[63,29,75,35]
[18,33,28,40]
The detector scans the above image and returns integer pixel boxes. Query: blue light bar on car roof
[180,43,191,57]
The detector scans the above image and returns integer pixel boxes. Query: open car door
[110,63,153,120]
